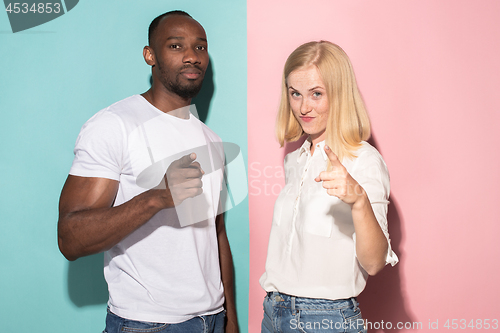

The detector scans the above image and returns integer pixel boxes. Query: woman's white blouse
[260,139,398,300]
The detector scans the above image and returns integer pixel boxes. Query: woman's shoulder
[352,141,389,175]
[283,149,300,166]
[357,141,384,160]
[283,140,308,163]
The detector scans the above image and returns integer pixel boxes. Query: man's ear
[143,46,156,66]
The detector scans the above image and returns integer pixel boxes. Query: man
[58,11,238,333]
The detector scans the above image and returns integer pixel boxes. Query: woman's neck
[310,133,326,155]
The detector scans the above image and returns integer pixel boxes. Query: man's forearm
[216,214,239,332]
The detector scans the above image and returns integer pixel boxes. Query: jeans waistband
[266,291,358,311]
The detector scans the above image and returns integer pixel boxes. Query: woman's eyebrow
[309,86,325,91]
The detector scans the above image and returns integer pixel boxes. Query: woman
[260,41,398,333]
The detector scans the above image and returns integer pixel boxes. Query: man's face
[151,16,209,99]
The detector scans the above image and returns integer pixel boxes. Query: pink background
[248,1,500,332]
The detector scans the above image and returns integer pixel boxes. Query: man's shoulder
[84,95,157,128]
[101,95,147,118]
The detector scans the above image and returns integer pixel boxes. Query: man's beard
[168,77,203,99]
[158,64,204,99]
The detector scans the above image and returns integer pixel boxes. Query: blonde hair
[276,41,371,162]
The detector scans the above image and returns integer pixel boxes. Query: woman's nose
[300,99,311,115]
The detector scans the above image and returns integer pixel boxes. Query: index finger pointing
[324,146,342,167]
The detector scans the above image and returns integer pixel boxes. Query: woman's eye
[313,92,322,97]
[291,92,301,98]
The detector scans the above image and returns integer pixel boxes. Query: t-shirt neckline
[135,94,193,121]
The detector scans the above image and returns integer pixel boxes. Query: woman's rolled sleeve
[354,148,399,266]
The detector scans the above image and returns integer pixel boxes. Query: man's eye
[197,46,207,51]
[170,44,181,49]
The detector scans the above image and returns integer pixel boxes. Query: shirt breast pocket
[301,195,354,239]
[301,194,345,238]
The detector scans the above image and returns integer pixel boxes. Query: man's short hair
[148,10,192,46]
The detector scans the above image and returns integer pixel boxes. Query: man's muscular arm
[58,153,203,261]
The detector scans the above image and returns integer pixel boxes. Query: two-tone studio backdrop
[1,1,499,332]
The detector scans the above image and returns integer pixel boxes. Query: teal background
[0,1,248,332]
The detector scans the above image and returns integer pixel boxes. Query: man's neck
[141,88,191,119]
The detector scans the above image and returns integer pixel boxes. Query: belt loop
[291,296,296,314]
[351,297,358,311]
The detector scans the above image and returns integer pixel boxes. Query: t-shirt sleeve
[69,111,124,181]
[354,149,399,266]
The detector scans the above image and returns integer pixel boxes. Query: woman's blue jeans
[103,308,225,333]
[262,292,366,333]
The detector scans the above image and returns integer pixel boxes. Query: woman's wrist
[350,189,370,212]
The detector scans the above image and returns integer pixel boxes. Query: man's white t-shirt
[70,95,225,323]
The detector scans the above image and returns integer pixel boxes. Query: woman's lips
[300,116,314,123]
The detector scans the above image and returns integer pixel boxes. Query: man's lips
[180,68,203,80]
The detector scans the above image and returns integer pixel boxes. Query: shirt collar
[298,137,328,162]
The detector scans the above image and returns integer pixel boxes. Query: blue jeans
[103,308,226,333]
[262,292,366,333]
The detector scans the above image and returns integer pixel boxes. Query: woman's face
[287,65,329,145]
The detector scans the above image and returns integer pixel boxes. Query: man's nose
[183,47,200,64]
